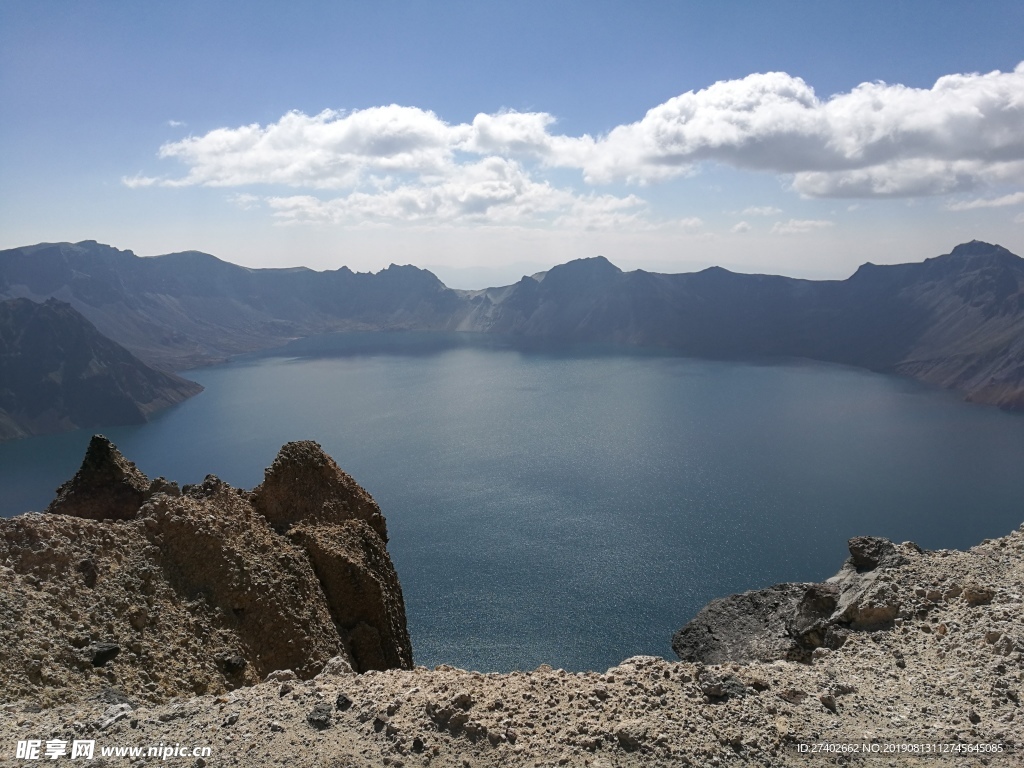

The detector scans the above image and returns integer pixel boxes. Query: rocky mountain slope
[0,437,411,709]
[457,241,1024,409]
[1,441,1021,766]
[0,241,463,370]
[0,298,202,441]
[3,239,1023,413]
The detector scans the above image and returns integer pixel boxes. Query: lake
[3,332,1024,673]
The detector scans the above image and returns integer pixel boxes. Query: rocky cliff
[455,242,1024,410]
[0,437,411,708]
[0,241,464,370]
[0,297,202,441]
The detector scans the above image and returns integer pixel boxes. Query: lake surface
[3,332,1024,673]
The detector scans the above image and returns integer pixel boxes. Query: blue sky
[2,1,1023,287]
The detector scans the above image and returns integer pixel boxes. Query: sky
[1,1,1023,288]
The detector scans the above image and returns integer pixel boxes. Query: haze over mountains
[1,238,1023,440]
[0,297,202,441]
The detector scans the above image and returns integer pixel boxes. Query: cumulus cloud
[264,157,645,228]
[732,221,752,233]
[569,66,1024,195]
[570,65,1024,195]
[947,191,1024,210]
[156,106,461,189]
[126,62,1024,224]
[770,219,834,235]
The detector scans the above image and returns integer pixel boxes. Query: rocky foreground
[1,442,1022,766]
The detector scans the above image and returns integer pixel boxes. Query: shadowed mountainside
[0,297,202,441]
[0,241,464,370]
[456,241,1024,408]
[3,239,1023,410]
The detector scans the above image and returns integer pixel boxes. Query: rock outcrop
[671,534,915,665]
[0,437,411,706]
[46,435,151,520]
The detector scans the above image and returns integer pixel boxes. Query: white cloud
[156,106,462,189]
[264,157,645,228]
[126,62,1024,218]
[947,191,1024,210]
[168,119,186,127]
[460,111,559,157]
[570,65,1024,196]
[228,192,260,210]
[121,174,159,188]
[770,219,834,235]
[732,221,751,233]
[792,159,1024,198]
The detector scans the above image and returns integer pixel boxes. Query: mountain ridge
[2,239,1023,412]
[0,297,203,441]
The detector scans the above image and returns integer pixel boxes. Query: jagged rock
[674,537,917,664]
[215,653,246,675]
[46,435,149,520]
[97,703,132,730]
[672,583,829,664]
[2,517,1023,766]
[90,642,121,667]
[847,535,905,571]
[0,439,411,706]
[698,671,746,701]
[251,440,388,540]
[832,573,901,629]
[963,584,995,605]
[786,583,840,647]
[317,656,354,677]
[306,703,333,730]
[287,521,412,671]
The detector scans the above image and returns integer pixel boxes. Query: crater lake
[3,333,1024,672]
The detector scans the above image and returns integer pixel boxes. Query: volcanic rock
[673,537,913,664]
[46,435,150,520]
[0,438,411,706]
[251,440,388,540]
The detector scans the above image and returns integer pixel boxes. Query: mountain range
[1,238,1022,440]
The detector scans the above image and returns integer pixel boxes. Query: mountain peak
[946,240,1018,261]
[565,255,621,272]
[251,440,388,540]
[543,255,622,283]
[46,435,150,520]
